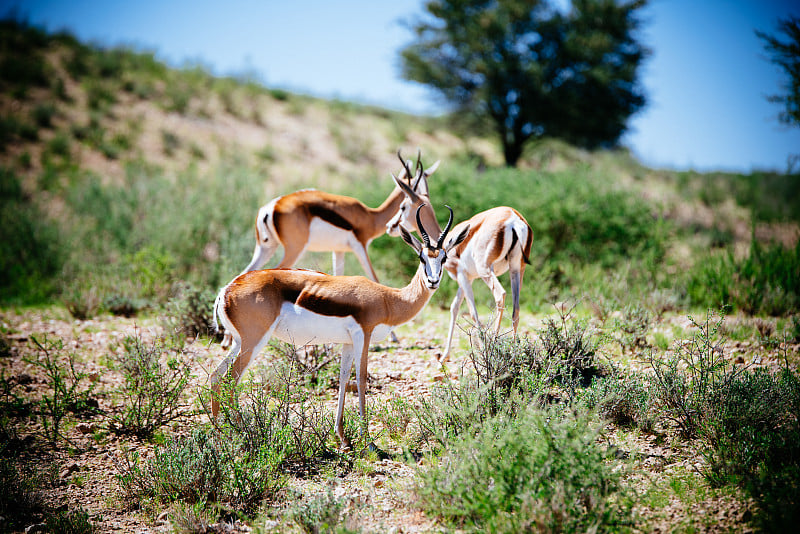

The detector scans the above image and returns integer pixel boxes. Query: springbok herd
[211,150,532,450]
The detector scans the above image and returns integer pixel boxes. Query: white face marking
[386,198,413,236]
[306,218,357,252]
[419,248,447,289]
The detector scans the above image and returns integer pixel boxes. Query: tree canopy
[757,15,800,128]
[400,0,649,166]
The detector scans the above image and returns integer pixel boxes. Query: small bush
[649,310,733,438]
[24,335,96,446]
[0,459,48,531]
[416,407,631,533]
[117,426,287,514]
[119,364,333,514]
[581,371,656,432]
[45,506,96,534]
[32,102,56,128]
[701,366,800,532]
[107,333,193,438]
[289,488,348,534]
[163,282,217,339]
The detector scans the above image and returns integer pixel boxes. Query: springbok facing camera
[386,153,532,360]
[211,205,468,450]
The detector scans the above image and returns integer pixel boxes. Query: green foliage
[163,282,218,339]
[107,333,193,438]
[45,506,96,534]
[757,15,800,128]
[701,366,800,532]
[581,371,656,431]
[648,310,732,438]
[688,240,800,315]
[401,0,648,165]
[416,407,631,533]
[415,312,601,449]
[0,459,48,532]
[118,363,333,514]
[0,167,63,304]
[32,102,56,128]
[24,335,96,446]
[117,426,287,515]
[289,488,349,534]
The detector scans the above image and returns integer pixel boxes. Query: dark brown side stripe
[308,204,354,231]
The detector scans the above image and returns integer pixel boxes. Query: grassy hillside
[2,18,798,316]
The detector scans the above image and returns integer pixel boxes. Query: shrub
[118,364,333,514]
[581,371,656,432]
[107,333,193,438]
[648,310,733,438]
[289,488,349,534]
[44,506,96,534]
[416,407,631,533]
[24,335,96,446]
[700,366,800,532]
[415,313,601,450]
[0,167,63,304]
[32,102,56,128]
[163,282,217,339]
[117,426,287,514]
[0,459,49,532]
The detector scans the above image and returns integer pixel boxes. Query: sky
[6,0,800,173]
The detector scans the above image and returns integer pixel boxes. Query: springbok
[241,152,438,278]
[386,155,532,360]
[211,205,468,450]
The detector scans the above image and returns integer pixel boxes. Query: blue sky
[7,0,800,173]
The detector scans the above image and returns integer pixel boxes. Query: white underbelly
[272,302,391,346]
[305,218,355,252]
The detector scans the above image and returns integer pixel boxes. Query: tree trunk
[502,137,523,167]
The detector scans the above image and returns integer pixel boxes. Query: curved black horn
[436,205,455,249]
[415,148,423,177]
[416,204,431,248]
[397,149,413,183]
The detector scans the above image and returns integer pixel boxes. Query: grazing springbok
[241,152,437,278]
[211,205,468,450]
[386,155,532,360]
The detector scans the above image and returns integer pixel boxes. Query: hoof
[368,442,392,460]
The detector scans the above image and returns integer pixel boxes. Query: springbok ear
[400,226,422,253]
[392,173,421,202]
[424,160,440,177]
[445,225,470,252]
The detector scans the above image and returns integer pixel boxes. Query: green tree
[400,0,648,166]
[757,15,800,128]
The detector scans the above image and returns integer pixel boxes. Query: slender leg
[275,240,307,269]
[481,271,506,334]
[332,251,345,276]
[443,288,465,361]
[335,341,359,450]
[350,241,379,282]
[209,338,241,417]
[458,273,481,327]
[509,268,522,336]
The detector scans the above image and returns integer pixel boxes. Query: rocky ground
[2,304,787,533]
